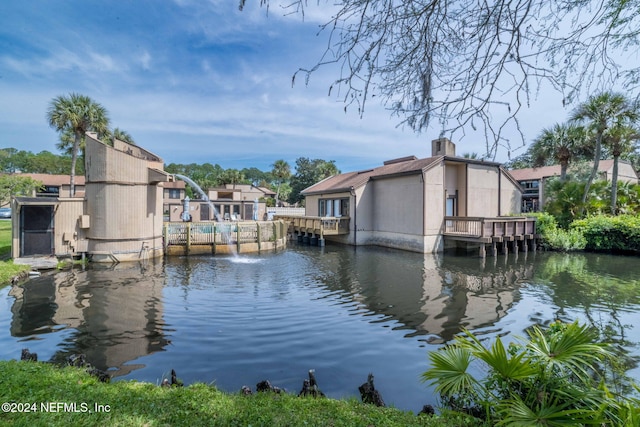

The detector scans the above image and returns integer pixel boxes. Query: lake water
[1,244,639,413]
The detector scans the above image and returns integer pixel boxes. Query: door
[21,205,54,256]
[200,203,210,221]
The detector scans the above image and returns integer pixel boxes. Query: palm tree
[530,123,586,182]
[570,92,638,215]
[219,169,244,189]
[423,321,616,425]
[110,127,136,145]
[47,93,110,196]
[604,123,639,214]
[271,159,291,206]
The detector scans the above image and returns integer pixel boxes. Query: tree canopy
[47,93,110,196]
[244,0,640,159]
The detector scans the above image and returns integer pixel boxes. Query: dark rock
[240,386,253,395]
[358,373,385,407]
[20,348,37,362]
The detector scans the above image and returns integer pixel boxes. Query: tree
[530,123,587,182]
[0,175,43,206]
[109,127,135,145]
[603,123,640,214]
[570,93,638,215]
[289,157,339,205]
[271,159,291,206]
[47,93,110,196]
[219,169,244,189]
[244,1,640,159]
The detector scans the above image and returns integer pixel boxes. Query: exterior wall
[304,194,321,216]
[423,166,445,252]
[11,198,86,259]
[466,164,501,217]
[500,171,522,215]
[53,199,87,256]
[208,189,241,201]
[371,175,423,234]
[85,134,165,262]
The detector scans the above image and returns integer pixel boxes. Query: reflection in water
[316,247,534,342]
[1,246,639,412]
[7,262,168,377]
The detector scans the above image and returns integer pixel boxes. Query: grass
[0,360,479,427]
[0,221,477,426]
[0,220,29,287]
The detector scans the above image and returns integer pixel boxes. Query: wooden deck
[275,215,350,245]
[163,220,287,255]
[444,216,538,257]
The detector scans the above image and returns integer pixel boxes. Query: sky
[0,0,572,173]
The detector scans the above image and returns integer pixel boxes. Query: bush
[422,321,639,426]
[526,212,586,251]
[571,214,640,253]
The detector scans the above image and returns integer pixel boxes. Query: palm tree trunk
[580,134,603,215]
[560,161,568,182]
[611,155,620,215]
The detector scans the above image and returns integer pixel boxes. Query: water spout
[174,174,222,221]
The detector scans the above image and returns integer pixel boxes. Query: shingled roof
[302,156,443,195]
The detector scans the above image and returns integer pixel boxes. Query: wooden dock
[163,220,287,255]
[443,216,538,257]
[275,215,350,246]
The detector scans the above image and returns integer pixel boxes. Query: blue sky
[0,0,569,173]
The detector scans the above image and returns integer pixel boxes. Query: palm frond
[422,346,478,397]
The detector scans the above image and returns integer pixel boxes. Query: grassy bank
[0,360,477,427]
[0,220,29,286]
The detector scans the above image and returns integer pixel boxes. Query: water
[1,246,639,412]
[174,173,222,221]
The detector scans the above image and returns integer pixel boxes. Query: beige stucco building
[300,138,524,253]
[12,133,172,262]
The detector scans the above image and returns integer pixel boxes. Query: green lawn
[0,220,29,286]
[0,360,479,427]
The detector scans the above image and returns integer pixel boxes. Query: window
[36,185,60,197]
[319,198,349,217]
[167,189,181,199]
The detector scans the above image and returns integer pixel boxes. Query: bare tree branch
[244,0,640,159]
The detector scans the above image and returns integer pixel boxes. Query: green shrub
[571,214,640,253]
[526,212,586,251]
[422,321,638,425]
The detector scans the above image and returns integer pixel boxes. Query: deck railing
[444,216,537,241]
[275,215,350,236]
[163,220,287,254]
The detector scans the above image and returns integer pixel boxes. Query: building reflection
[318,246,535,342]
[8,261,168,376]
